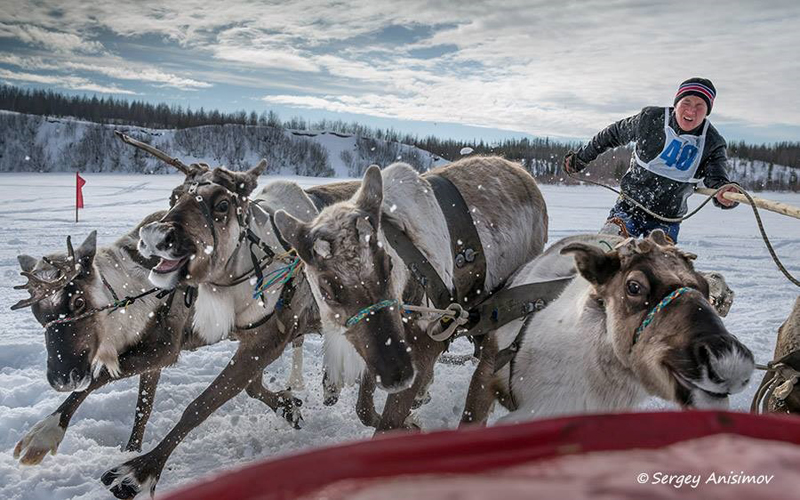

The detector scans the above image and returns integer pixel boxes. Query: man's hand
[714,185,740,208]
[563,151,587,174]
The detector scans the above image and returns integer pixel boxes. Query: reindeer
[10,214,302,467]
[274,157,549,432]
[98,148,361,498]
[751,297,800,414]
[461,231,755,425]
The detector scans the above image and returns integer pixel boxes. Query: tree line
[0,85,796,190]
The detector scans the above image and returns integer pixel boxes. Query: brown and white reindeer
[100,159,360,498]
[751,296,800,414]
[10,213,301,467]
[461,230,755,425]
[274,157,549,432]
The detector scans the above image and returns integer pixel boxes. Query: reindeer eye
[626,280,642,296]
[215,200,230,212]
[72,296,86,311]
[318,279,339,304]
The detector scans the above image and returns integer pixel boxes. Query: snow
[1,173,799,500]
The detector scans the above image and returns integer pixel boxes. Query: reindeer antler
[11,236,82,310]
[114,130,194,175]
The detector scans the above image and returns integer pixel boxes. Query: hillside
[0,111,446,177]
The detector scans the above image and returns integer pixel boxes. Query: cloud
[1,0,799,139]
[0,23,104,54]
[0,69,135,94]
[0,54,211,91]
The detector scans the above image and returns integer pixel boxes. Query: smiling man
[563,77,739,243]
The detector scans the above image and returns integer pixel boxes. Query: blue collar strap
[633,287,692,346]
[346,299,399,328]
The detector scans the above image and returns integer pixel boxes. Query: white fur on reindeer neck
[192,180,319,344]
[495,235,644,421]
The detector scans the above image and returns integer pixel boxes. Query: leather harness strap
[382,219,453,309]
[426,174,487,309]
[382,173,488,312]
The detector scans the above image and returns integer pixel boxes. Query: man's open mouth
[152,256,188,274]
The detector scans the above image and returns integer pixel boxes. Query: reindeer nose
[161,228,176,250]
[48,367,83,392]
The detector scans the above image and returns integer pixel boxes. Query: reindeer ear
[17,255,38,272]
[229,161,265,197]
[249,159,267,178]
[355,165,383,220]
[561,242,620,286]
[274,210,312,261]
[647,229,673,246]
[356,216,375,245]
[75,231,97,270]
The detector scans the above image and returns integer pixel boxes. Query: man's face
[675,95,708,132]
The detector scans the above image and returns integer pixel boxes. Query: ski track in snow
[0,173,798,499]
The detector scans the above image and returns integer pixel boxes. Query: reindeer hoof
[101,468,142,499]
[403,412,422,430]
[14,413,65,465]
[323,393,339,406]
[101,457,160,499]
[276,392,304,430]
[412,390,432,409]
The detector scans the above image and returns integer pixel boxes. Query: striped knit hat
[674,78,716,114]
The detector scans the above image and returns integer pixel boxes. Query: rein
[43,278,169,329]
[565,170,799,287]
[631,286,692,347]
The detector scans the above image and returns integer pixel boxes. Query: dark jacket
[576,106,734,218]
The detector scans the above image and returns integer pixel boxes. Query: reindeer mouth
[152,256,188,274]
[671,369,729,402]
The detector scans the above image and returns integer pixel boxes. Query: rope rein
[345,299,470,341]
[565,170,799,287]
[632,287,692,347]
[43,285,166,329]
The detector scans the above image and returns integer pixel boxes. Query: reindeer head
[275,166,415,393]
[561,230,754,409]
[137,161,266,289]
[13,232,101,392]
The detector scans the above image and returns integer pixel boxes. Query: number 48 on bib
[659,139,699,171]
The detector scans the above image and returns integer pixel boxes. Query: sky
[1,0,799,144]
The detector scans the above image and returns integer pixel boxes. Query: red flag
[76,172,86,209]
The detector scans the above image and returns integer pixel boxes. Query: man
[564,77,739,243]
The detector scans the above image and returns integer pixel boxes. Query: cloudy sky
[1,0,799,143]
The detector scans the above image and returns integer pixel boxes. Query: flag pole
[76,172,79,223]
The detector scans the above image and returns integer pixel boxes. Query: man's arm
[576,111,641,165]
[702,143,739,209]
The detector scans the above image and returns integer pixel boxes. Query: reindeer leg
[322,368,342,406]
[123,370,162,452]
[460,336,499,426]
[14,388,92,465]
[245,370,303,429]
[285,336,306,390]
[355,372,381,428]
[375,329,445,433]
[100,302,310,499]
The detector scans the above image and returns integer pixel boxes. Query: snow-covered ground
[0,173,798,500]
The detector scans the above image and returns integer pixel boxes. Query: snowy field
[1,173,798,499]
